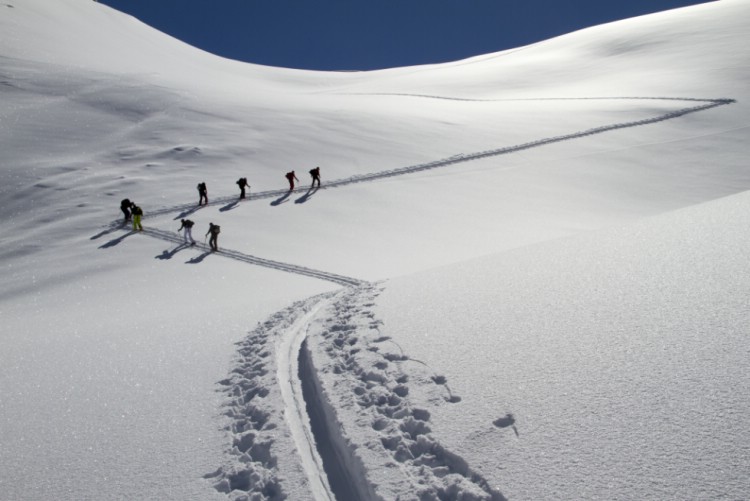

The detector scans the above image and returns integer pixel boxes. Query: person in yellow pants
[132,205,143,231]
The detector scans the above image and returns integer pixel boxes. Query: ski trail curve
[207,294,338,499]
[277,298,336,501]
[211,291,373,499]
[100,96,734,287]
[132,96,734,221]
[141,227,366,287]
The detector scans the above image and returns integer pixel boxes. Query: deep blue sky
[99,0,711,71]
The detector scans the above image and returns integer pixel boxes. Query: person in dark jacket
[309,167,321,188]
[120,198,132,223]
[178,219,196,245]
[206,222,220,252]
[197,182,208,206]
[236,177,250,199]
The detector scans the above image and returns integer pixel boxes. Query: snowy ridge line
[140,227,366,287]
[132,95,735,221]
[208,293,339,499]
[307,284,506,500]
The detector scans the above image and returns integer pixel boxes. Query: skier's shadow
[295,186,319,204]
[186,251,211,264]
[220,200,240,212]
[174,205,201,220]
[99,230,135,248]
[271,191,292,206]
[91,223,124,240]
[493,413,520,437]
[155,243,188,260]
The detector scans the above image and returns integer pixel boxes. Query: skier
[178,218,196,245]
[120,198,132,223]
[206,222,220,252]
[236,177,250,199]
[309,166,321,188]
[131,204,143,231]
[285,171,299,191]
[197,182,208,206]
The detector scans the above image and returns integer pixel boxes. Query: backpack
[184,219,194,228]
[198,182,206,191]
[211,225,221,235]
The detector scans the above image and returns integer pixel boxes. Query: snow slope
[1,0,749,499]
[371,190,750,499]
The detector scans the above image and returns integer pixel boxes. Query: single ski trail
[210,292,371,500]
[276,298,336,501]
[142,227,365,287]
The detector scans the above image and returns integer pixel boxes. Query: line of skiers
[119,168,321,252]
[196,167,321,206]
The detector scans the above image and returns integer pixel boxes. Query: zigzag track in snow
[141,96,735,220]
[196,96,740,499]
[104,96,734,286]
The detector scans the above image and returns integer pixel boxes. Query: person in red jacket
[285,171,299,191]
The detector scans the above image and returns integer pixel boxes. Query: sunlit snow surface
[1,0,749,499]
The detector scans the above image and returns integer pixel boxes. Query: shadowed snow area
[1,0,749,499]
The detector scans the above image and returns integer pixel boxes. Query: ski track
[277,298,336,501]
[122,93,736,220]
[98,95,734,500]
[206,295,337,500]
[130,95,734,222]
[101,96,733,286]
[213,283,508,500]
[305,284,507,500]
[99,225,366,287]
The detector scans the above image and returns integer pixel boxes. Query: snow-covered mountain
[1,0,748,499]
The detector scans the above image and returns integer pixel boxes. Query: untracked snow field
[1,0,750,499]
